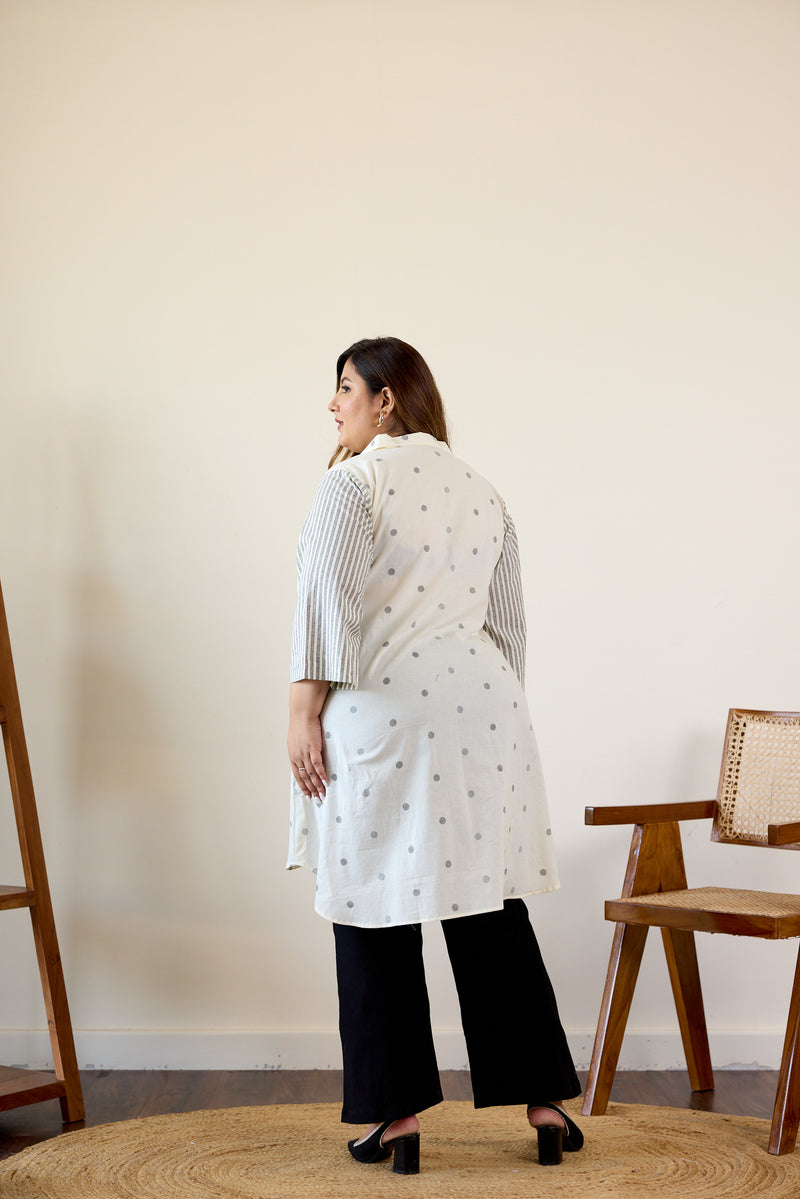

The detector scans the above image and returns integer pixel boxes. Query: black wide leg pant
[333,899,580,1124]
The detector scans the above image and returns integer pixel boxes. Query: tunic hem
[301,882,561,929]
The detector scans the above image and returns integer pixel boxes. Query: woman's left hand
[288,680,330,803]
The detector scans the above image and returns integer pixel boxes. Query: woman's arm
[288,679,330,803]
[288,469,372,803]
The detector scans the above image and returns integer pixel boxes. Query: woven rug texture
[1,1100,798,1199]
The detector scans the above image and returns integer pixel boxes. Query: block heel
[528,1102,584,1165]
[535,1124,563,1165]
[391,1132,420,1174]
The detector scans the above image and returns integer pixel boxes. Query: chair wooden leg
[769,944,800,1155]
[661,927,713,1093]
[582,922,649,1116]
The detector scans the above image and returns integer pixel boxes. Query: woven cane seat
[608,886,800,938]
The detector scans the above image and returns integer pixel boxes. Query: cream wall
[1,0,799,1073]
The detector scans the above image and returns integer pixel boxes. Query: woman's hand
[288,679,330,804]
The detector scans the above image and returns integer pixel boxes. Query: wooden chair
[583,708,800,1155]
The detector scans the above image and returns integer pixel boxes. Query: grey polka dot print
[287,431,558,927]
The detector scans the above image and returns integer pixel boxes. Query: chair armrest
[585,800,717,826]
[768,821,800,846]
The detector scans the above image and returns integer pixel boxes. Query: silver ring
[298,768,307,773]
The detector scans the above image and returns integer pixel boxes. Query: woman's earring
[378,411,385,427]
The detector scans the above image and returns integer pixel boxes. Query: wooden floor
[0,1069,780,1162]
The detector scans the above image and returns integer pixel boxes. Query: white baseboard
[0,1028,785,1072]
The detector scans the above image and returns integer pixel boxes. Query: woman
[287,338,582,1174]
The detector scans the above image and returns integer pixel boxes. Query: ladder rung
[0,1066,67,1112]
[0,885,35,911]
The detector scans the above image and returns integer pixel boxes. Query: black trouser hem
[334,900,580,1122]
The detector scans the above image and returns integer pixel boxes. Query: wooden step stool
[0,579,84,1122]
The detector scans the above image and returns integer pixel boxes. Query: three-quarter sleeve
[484,507,527,686]
[290,468,374,689]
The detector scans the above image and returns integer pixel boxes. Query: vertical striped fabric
[290,468,374,688]
[484,511,527,686]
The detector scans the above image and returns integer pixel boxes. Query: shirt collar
[361,432,450,455]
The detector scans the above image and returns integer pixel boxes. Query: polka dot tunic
[287,432,558,927]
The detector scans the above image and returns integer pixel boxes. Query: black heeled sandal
[347,1123,421,1175]
[527,1103,584,1166]
[348,1122,392,1164]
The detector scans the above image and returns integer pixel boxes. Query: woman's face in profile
[328,359,383,453]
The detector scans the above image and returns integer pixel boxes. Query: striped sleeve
[290,468,374,689]
[484,507,527,686]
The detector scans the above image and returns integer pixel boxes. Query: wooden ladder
[0,578,84,1122]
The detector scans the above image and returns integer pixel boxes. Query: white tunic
[287,432,558,928]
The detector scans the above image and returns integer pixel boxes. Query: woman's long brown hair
[329,337,450,467]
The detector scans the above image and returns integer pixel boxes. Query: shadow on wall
[57,408,272,1028]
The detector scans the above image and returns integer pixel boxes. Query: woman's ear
[380,386,396,418]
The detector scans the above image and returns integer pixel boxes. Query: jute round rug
[1,1100,798,1199]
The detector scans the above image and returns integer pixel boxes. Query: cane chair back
[712,709,800,848]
